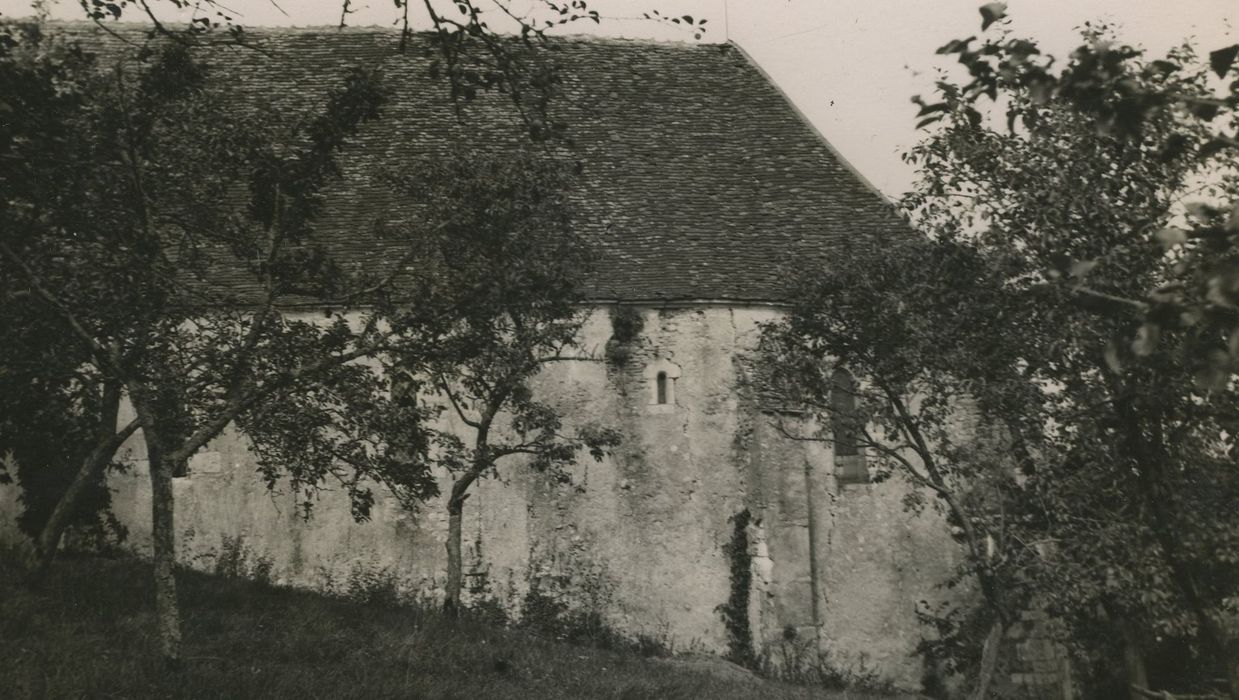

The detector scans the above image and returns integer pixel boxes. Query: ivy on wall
[718,508,757,669]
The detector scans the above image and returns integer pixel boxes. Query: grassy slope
[0,554,884,699]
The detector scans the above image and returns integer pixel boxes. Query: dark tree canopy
[762,7,1239,697]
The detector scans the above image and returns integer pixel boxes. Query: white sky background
[3,0,1237,198]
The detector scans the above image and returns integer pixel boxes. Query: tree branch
[437,372,481,429]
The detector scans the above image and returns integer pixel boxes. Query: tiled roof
[53,24,910,303]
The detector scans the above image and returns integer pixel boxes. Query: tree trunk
[971,618,1006,700]
[1226,642,1239,700]
[1121,623,1148,697]
[444,492,466,617]
[148,432,183,666]
[30,425,135,584]
[129,392,184,667]
[29,382,134,585]
[443,451,485,617]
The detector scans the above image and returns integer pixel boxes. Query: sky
[3,0,1237,197]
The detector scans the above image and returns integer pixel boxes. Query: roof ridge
[24,19,725,49]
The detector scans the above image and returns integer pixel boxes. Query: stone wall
[997,610,1075,699]
[0,304,962,690]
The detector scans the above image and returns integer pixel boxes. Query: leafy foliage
[380,148,620,611]
[909,21,1239,694]
[763,10,1239,696]
[0,24,457,661]
[920,7,1239,389]
[758,235,1034,696]
[0,25,131,545]
[603,306,644,366]
[2,15,629,662]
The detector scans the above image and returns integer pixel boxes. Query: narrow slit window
[831,368,858,457]
[645,359,680,411]
[831,367,868,483]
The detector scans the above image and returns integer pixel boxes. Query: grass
[0,551,904,699]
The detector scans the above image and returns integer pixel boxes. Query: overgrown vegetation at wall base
[0,552,897,700]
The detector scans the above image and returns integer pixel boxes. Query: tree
[759,10,1239,696]
[380,150,620,615]
[0,25,449,663]
[913,9,1239,697]
[2,20,628,663]
[757,235,1041,698]
[923,2,1239,387]
[0,24,140,569]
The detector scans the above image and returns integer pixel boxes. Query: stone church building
[1,26,965,689]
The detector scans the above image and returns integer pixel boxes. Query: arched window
[644,358,681,412]
[831,368,868,483]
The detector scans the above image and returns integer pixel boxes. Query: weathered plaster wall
[734,390,963,686]
[0,305,962,689]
